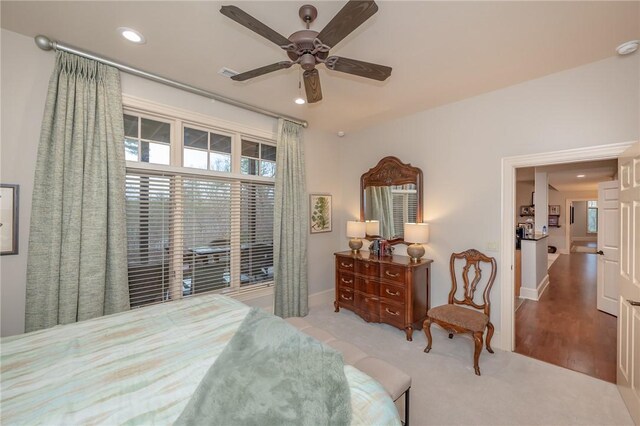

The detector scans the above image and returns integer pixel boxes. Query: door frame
[500,141,634,351]
[564,197,598,253]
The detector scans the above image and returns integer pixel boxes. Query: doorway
[499,142,633,353]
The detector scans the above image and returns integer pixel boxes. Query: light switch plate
[486,241,499,252]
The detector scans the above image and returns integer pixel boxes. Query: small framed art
[1,184,19,255]
[309,194,332,234]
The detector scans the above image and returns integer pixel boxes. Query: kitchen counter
[521,233,549,241]
[520,236,549,300]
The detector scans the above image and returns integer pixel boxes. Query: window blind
[125,170,274,308]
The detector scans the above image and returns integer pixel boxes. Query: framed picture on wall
[0,184,19,255]
[309,194,332,234]
[549,205,561,215]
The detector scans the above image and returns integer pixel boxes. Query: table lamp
[365,220,380,237]
[346,221,366,253]
[404,223,430,262]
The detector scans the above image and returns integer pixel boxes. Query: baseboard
[519,274,550,301]
[572,237,597,242]
[537,275,550,299]
[558,248,570,255]
[309,288,334,307]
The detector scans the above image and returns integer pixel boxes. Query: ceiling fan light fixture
[117,27,145,44]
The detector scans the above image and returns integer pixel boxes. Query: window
[183,126,232,172]
[587,200,598,233]
[241,139,276,177]
[124,114,171,165]
[124,109,275,308]
[392,184,418,239]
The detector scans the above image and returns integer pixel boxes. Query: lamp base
[407,243,425,262]
[349,238,363,253]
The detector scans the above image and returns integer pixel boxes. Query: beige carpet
[305,304,633,425]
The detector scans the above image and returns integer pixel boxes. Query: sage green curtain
[273,119,308,318]
[25,52,129,332]
[366,186,395,239]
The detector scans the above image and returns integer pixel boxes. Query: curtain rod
[34,35,309,128]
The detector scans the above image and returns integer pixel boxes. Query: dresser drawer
[337,287,355,307]
[380,301,405,328]
[355,292,380,322]
[381,263,405,284]
[355,276,378,295]
[380,282,405,304]
[336,257,355,272]
[337,271,355,289]
[355,259,379,277]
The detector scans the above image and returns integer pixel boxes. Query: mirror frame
[360,156,423,244]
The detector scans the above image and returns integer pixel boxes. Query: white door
[617,142,640,424]
[597,180,619,316]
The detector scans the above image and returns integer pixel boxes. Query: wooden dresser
[334,251,432,341]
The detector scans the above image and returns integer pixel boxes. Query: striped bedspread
[1,294,400,425]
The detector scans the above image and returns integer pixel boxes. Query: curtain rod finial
[35,35,54,51]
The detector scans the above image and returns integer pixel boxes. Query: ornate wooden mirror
[360,156,423,242]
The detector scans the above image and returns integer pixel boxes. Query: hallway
[515,252,617,383]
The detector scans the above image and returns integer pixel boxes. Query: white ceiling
[517,159,618,192]
[2,1,639,133]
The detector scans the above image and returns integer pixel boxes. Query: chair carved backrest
[447,249,497,317]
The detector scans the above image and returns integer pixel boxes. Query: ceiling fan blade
[220,5,292,48]
[303,69,323,103]
[325,56,391,81]
[317,0,378,48]
[231,62,293,81]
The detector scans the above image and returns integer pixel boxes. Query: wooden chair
[423,249,497,376]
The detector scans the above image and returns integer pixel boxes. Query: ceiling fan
[220,0,392,103]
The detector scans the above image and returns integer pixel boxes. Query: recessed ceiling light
[118,27,145,44]
[616,40,639,56]
[294,97,306,105]
[337,131,345,137]
[577,174,586,178]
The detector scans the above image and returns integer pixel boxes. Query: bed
[1,294,400,425]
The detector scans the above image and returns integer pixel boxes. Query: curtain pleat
[25,52,129,332]
[273,119,308,318]
[366,186,395,239]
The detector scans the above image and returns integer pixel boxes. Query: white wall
[570,201,593,239]
[515,181,534,223]
[0,30,343,336]
[337,54,639,345]
[548,189,597,251]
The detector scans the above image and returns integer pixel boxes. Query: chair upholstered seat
[428,305,488,332]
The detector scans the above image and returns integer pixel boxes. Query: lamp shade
[404,223,430,244]
[346,221,366,238]
[365,220,380,236]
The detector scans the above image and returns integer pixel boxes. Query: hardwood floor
[515,252,617,383]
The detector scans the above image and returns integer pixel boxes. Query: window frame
[123,97,277,305]
[587,200,598,234]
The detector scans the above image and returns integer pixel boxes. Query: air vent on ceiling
[218,67,239,78]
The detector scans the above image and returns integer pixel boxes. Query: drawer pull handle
[385,271,400,278]
[364,263,370,268]
[365,297,379,303]
[385,308,400,316]
[341,278,353,284]
[385,289,400,296]
[341,294,353,301]
[340,262,353,268]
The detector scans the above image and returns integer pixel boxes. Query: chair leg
[486,322,495,354]
[404,387,410,426]
[423,318,433,353]
[473,331,484,376]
